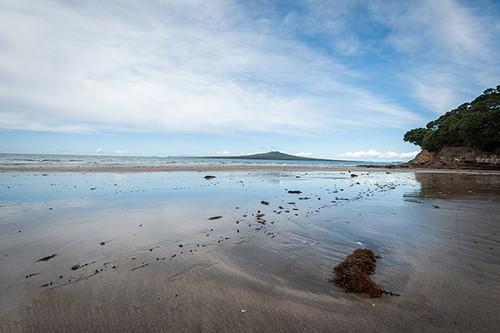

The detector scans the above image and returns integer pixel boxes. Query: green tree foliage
[404,86,500,152]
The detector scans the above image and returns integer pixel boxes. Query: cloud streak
[339,149,419,161]
[0,0,423,136]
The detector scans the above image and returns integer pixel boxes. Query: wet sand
[2,164,500,174]
[1,171,500,332]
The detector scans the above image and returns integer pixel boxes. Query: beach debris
[331,248,382,298]
[208,216,222,220]
[25,272,40,279]
[71,260,96,271]
[130,263,150,271]
[36,254,57,262]
[380,288,400,296]
[260,200,269,205]
[204,175,216,180]
[288,190,302,194]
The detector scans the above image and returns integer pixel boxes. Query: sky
[0,0,499,161]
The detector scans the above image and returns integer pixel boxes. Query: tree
[403,86,500,152]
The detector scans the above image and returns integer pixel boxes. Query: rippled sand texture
[1,171,499,332]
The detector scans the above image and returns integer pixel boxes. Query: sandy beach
[0,170,499,332]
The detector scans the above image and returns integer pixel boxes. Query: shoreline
[1,164,500,174]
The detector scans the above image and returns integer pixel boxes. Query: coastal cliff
[401,147,500,170]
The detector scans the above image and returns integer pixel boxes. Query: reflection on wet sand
[1,171,499,332]
[414,172,500,198]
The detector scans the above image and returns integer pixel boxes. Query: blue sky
[0,0,499,160]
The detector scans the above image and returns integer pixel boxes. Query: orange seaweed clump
[331,248,382,298]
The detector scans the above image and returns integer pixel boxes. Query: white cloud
[295,152,313,157]
[367,0,500,113]
[95,147,102,153]
[339,149,419,161]
[216,150,231,156]
[113,149,128,154]
[0,0,422,135]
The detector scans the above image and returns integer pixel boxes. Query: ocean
[0,153,382,169]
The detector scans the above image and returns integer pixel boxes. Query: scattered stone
[208,216,222,220]
[90,187,97,190]
[204,175,216,180]
[36,254,57,262]
[260,201,269,205]
[288,190,302,194]
[351,174,359,178]
[331,248,382,298]
[432,205,440,209]
[100,241,106,246]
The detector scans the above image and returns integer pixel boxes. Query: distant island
[204,151,335,162]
